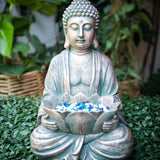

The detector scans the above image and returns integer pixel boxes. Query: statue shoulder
[50,49,68,65]
[94,50,112,65]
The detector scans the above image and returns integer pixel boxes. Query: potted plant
[96,0,152,97]
[0,0,65,96]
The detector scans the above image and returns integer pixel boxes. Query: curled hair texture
[62,0,100,32]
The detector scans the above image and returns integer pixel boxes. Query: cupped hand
[102,115,119,132]
[41,114,58,132]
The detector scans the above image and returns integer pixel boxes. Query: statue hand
[102,115,119,133]
[41,114,58,132]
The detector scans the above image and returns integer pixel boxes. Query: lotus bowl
[44,102,120,135]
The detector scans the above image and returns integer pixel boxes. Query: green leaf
[128,68,141,80]
[120,28,131,40]
[45,0,66,3]
[27,4,57,16]
[0,64,27,77]
[18,53,37,68]
[7,0,65,5]
[12,17,30,35]
[9,0,65,16]
[115,37,120,50]
[26,34,46,56]
[12,42,30,56]
[96,0,106,6]
[103,5,113,14]
[114,14,120,22]
[115,68,126,76]
[0,21,14,58]
[102,14,111,21]
[104,24,114,31]
[7,0,42,5]
[137,57,143,73]
[121,4,135,13]
[131,24,143,40]
[27,54,52,63]
[26,65,42,72]
[115,68,126,81]
[106,40,113,50]
[13,130,19,138]
[0,14,12,22]
[38,5,57,16]
[135,12,152,28]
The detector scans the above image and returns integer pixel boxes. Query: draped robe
[31,49,133,160]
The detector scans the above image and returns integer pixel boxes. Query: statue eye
[70,24,79,30]
[84,24,92,31]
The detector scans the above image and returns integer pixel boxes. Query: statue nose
[78,28,84,38]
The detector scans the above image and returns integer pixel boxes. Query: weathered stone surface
[30,0,133,159]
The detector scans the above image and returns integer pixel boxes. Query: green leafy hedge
[0,95,160,159]
[0,95,40,160]
[122,94,160,159]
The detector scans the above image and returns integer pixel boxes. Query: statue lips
[76,39,85,44]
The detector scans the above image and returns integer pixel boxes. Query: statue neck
[70,48,91,56]
[69,49,93,63]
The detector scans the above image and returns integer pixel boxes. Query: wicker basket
[0,65,46,97]
[118,79,140,97]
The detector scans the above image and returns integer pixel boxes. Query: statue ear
[93,37,99,49]
[64,32,70,49]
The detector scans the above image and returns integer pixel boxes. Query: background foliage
[0,0,152,80]
[97,0,152,81]
[0,94,160,159]
[0,0,65,77]
[142,70,160,96]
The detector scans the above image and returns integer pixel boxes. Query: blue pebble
[88,105,93,109]
[64,103,70,107]
[79,106,83,110]
[106,107,110,110]
[76,103,81,106]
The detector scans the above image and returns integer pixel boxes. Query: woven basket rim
[0,65,46,79]
[0,65,46,97]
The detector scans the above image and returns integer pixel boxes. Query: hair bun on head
[62,0,99,31]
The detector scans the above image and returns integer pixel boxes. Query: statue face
[67,17,95,52]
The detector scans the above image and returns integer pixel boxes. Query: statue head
[62,0,100,50]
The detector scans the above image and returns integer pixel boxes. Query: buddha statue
[30,0,133,159]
